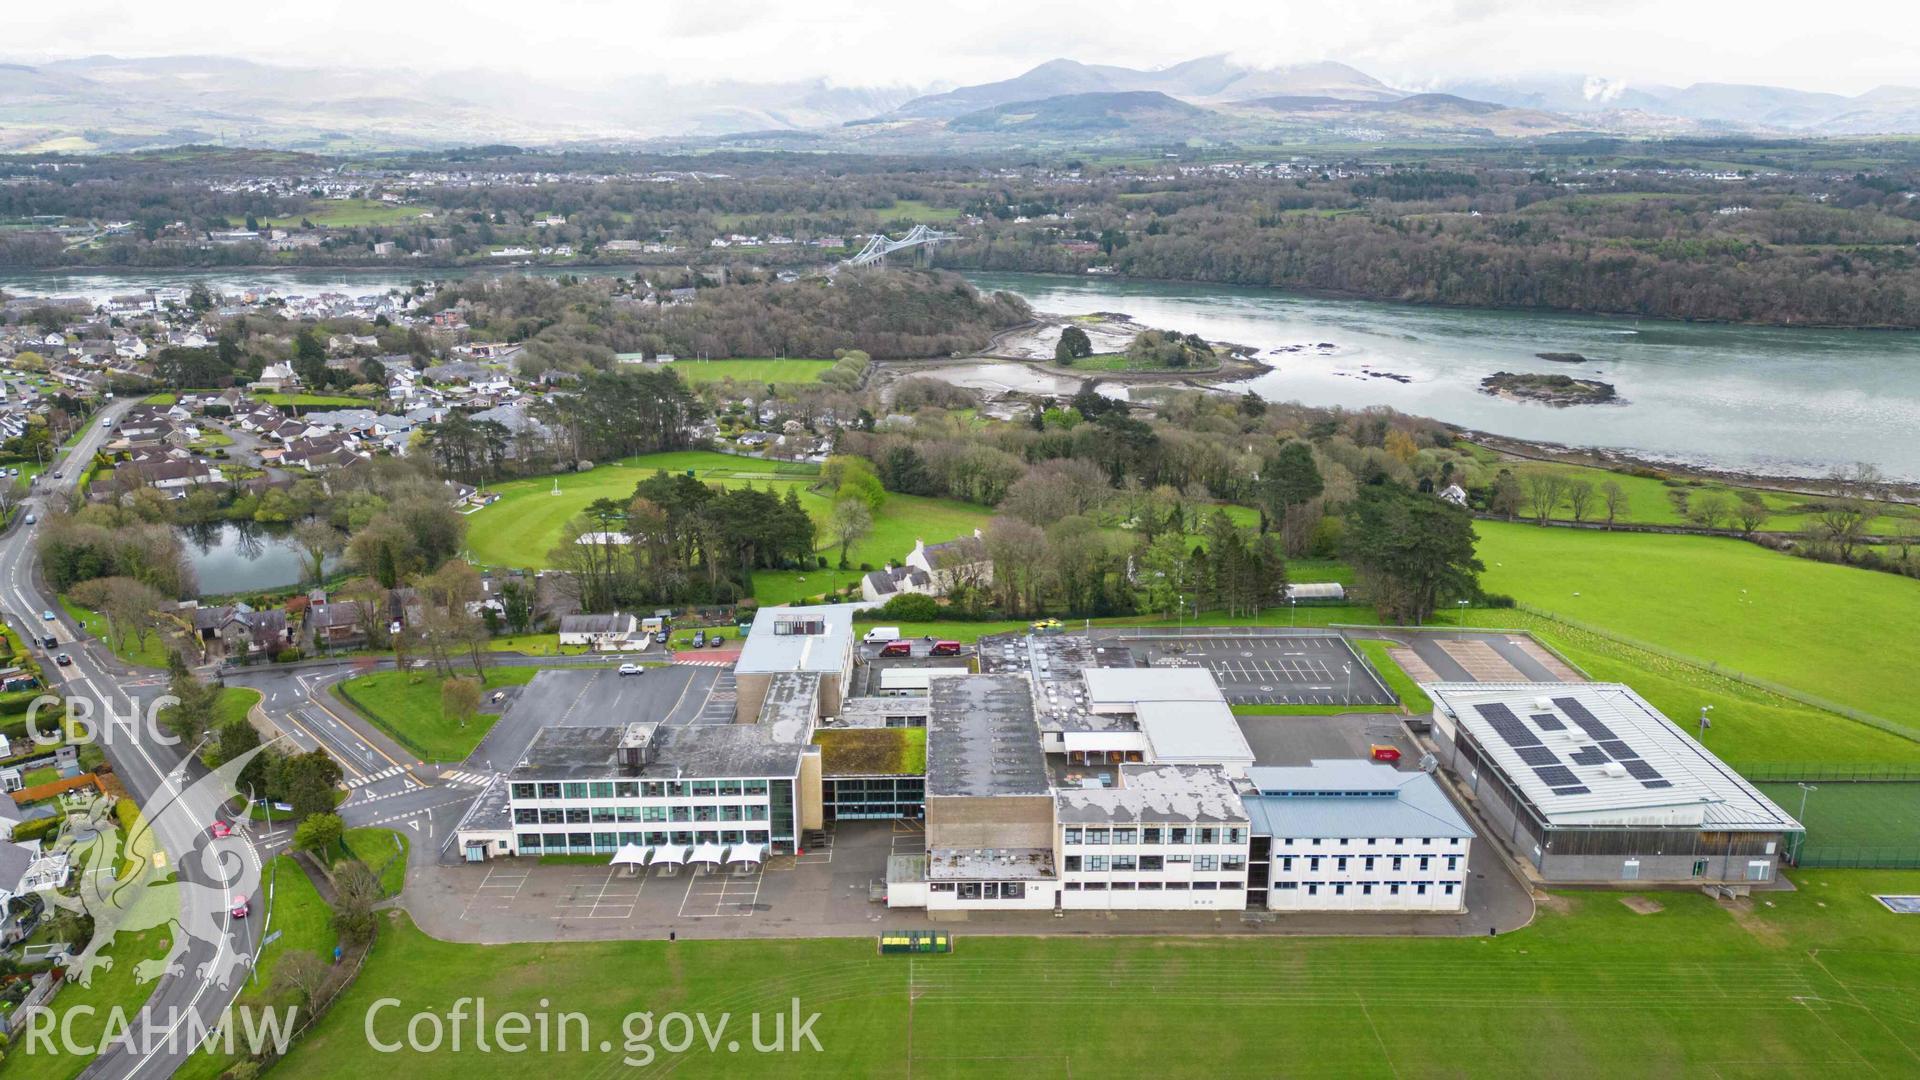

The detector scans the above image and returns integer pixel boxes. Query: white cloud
[5,0,1917,95]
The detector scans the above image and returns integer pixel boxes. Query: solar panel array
[1468,695,1678,797]
[1515,745,1561,766]
[1474,702,1543,747]
[1554,697,1618,741]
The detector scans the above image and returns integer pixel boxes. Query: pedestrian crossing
[673,656,736,668]
[439,770,496,788]
[344,764,409,789]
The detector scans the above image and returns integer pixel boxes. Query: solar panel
[1551,785,1591,796]
[1474,702,1543,747]
[1623,759,1663,781]
[1530,712,1566,731]
[1533,765,1581,787]
[1598,739,1640,760]
[1642,780,1674,789]
[1569,746,1610,766]
[1515,746,1560,766]
[1553,696,1619,741]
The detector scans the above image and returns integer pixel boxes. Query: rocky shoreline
[1478,371,1621,406]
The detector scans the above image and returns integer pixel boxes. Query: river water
[965,272,1920,480]
[5,266,1918,479]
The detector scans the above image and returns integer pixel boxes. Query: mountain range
[1,52,1917,153]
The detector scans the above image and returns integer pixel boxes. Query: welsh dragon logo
[45,743,269,991]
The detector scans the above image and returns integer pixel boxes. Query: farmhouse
[557,612,646,651]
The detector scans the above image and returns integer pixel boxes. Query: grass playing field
[1757,782,1920,852]
[669,359,834,385]
[253,198,431,228]
[1474,520,1920,732]
[273,868,1920,1078]
[460,452,993,585]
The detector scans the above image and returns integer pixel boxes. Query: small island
[1480,371,1621,406]
[1536,351,1592,363]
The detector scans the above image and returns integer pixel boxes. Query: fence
[1794,846,1920,869]
[1512,603,1920,745]
[1733,762,1920,783]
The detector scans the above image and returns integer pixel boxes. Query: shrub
[273,648,303,663]
[869,593,942,622]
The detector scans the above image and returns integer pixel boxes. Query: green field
[256,393,374,409]
[254,198,431,228]
[1352,638,1432,714]
[1758,782,1920,851]
[1475,521,1920,733]
[58,594,176,668]
[461,452,993,586]
[334,666,544,762]
[670,359,834,385]
[344,827,411,897]
[275,869,1920,1077]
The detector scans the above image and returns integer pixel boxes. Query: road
[0,400,275,1079]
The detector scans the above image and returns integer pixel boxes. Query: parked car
[692,630,706,647]
[879,640,913,657]
[862,626,902,645]
[54,654,71,667]
[707,634,724,647]
[930,640,963,657]
[617,663,643,677]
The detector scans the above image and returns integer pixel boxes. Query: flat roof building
[735,603,858,720]
[1426,682,1800,886]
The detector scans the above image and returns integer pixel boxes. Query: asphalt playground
[1095,631,1397,707]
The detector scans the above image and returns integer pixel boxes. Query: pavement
[0,400,273,1080]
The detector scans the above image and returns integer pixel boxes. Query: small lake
[179,522,340,595]
[965,272,1920,481]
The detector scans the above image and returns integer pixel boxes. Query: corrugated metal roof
[1427,682,1801,832]
[1242,760,1475,840]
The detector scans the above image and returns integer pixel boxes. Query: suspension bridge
[841,224,958,267]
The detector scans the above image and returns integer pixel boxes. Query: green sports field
[1758,781,1920,852]
[461,452,993,588]
[271,869,1920,1078]
[1474,521,1920,732]
[669,359,833,385]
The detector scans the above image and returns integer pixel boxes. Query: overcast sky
[9,0,1918,95]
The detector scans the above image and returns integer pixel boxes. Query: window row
[1064,854,1247,872]
[516,830,772,850]
[928,882,1028,900]
[1276,855,1461,873]
[1273,881,1457,897]
[514,803,769,826]
[1062,826,1248,846]
[1064,880,1244,892]
[1274,836,1464,848]
[510,779,771,801]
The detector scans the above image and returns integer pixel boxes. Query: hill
[947,90,1211,133]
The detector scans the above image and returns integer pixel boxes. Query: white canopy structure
[609,844,649,869]
[690,842,726,866]
[726,843,765,865]
[652,844,691,866]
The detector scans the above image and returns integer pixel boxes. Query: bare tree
[1810,499,1870,561]
[1600,480,1627,530]
[1733,493,1771,536]
[1521,469,1570,525]
[1565,477,1596,523]
[827,498,872,569]
[288,518,346,590]
[1687,491,1735,531]
[270,948,331,1006]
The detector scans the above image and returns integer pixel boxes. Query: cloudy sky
[8,0,1918,95]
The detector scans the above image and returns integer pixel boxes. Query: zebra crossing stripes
[673,657,736,668]
[440,770,496,788]
[344,764,408,788]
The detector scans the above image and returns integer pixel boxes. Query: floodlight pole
[1698,704,1714,739]
[1793,782,1816,862]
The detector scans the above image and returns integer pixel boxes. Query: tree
[1521,469,1570,524]
[1733,493,1772,536]
[275,750,344,821]
[1810,498,1870,561]
[827,498,872,568]
[330,860,383,945]
[1255,441,1322,553]
[1344,482,1484,625]
[1687,490,1735,531]
[158,659,220,743]
[1489,469,1523,522]
[289,518,345,590]
[1564,477,1596,523]
[293,812,343,855]
[499,580,534,634]
[1054,325,1093,364]
[442,677,482,730]
[270,949,331,1006]
[1138,532,1196,619]
[1600,480,1627,529]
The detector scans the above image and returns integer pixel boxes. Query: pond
[178,521,340,595]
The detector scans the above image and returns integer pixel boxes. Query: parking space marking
[552,868,644,920]
[461,866,531,920]
[677,868,763,917]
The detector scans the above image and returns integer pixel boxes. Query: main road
[0,400,272,1080]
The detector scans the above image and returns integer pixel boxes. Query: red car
[229,895,249,919]
[209,820,232,839]
[878,640,913,657]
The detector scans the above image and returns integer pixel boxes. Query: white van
[862,626,902,645]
